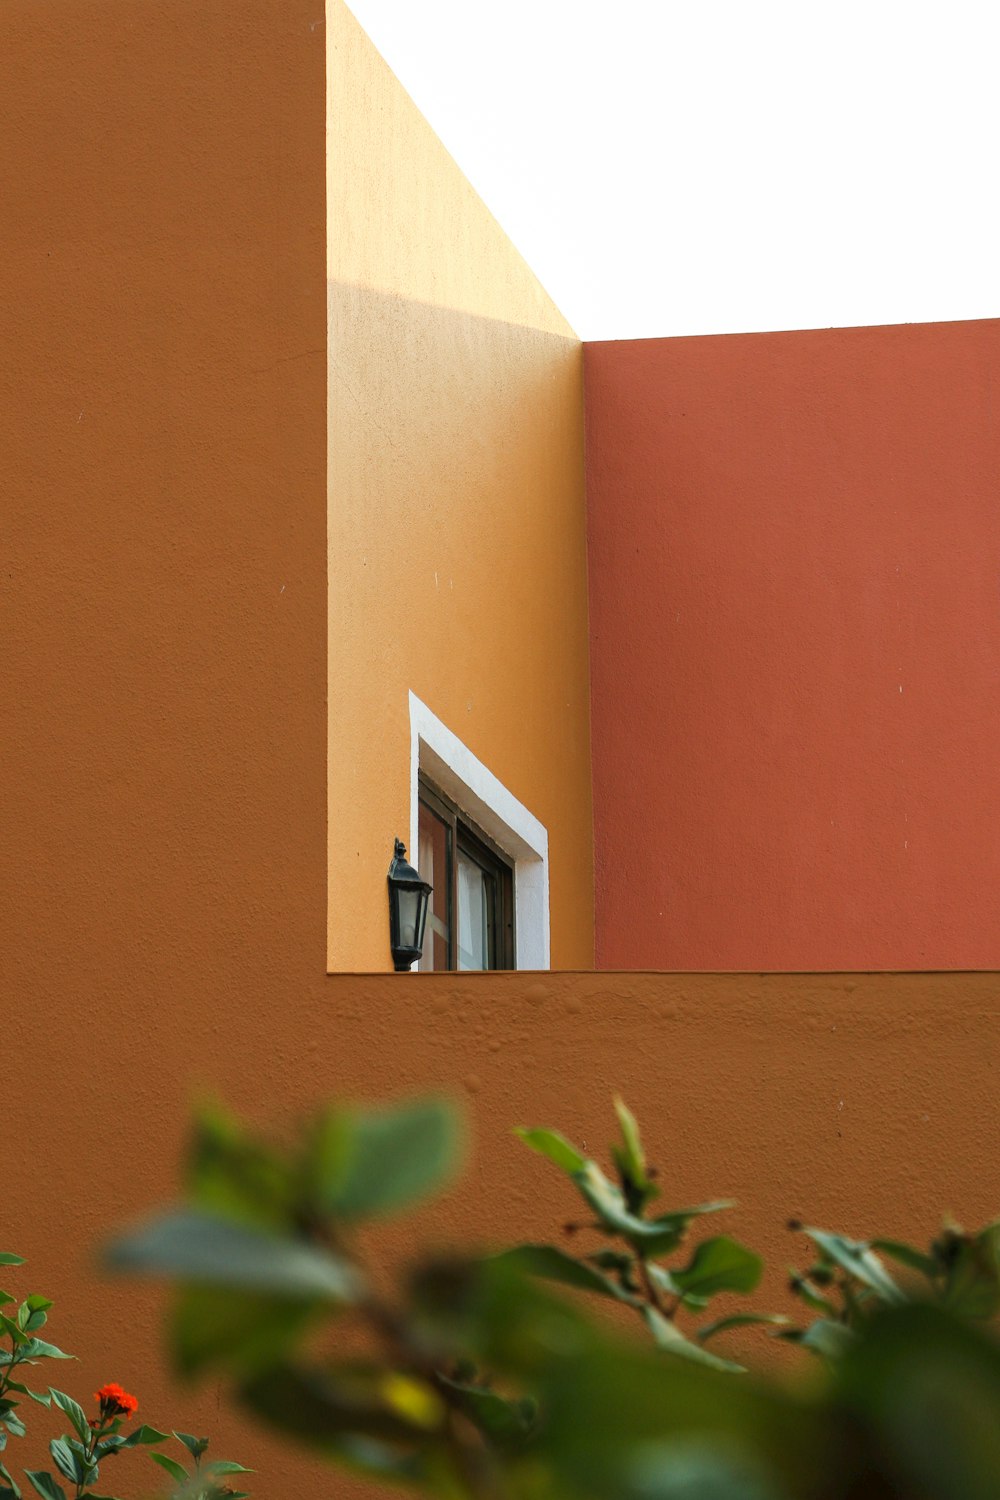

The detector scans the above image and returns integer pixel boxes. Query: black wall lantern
[387,838,432,972]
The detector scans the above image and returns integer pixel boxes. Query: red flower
[94,1383,138,1420]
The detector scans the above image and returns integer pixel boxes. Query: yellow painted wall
[327,1,595,971]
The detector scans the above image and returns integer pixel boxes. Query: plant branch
[636,1256,682,1321]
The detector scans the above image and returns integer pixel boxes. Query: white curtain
[457,852,487,969]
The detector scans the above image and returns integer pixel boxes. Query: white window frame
[408,692,550,970]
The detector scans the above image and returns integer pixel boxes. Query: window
[417,775,515,970]
[409,692,550,970]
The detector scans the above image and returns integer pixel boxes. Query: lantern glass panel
[397,887,420,950]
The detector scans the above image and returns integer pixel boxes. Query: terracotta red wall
[586,320,1000,970]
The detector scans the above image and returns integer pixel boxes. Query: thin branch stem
[304,1226,508,1500]
[637,1256,666,1314]
[637,1255,682,1321]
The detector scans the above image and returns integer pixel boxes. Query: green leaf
[49,1438,92,1489]
[787,1271,839,1317]
[697,1313,790,1343]
[872,1239,938,1279]
[171,1285,321,1378]
[106,1210,360,1301]
[0,1259,25,1270]
[13,1301,48,1337]
[0,1461,20,1498]
[48,1390,89,1444]
[188,1105,295,1231]
[646,1262,684,1298]
[0,1409,26,1439]
[940,1225,1000,1320]
[493,1245,639,1304]
[649,1263,711,1310]
[836,1302,1000,1499]
[574,1161,732,1253]
[649,1202,736,1231]
[149,1453,188,1484]
[641,1307,745,1372]
[6,1383,50,1406]
[611,1097,657,1211]
[239,1362,439,1475]
[173,1432,209,1461]
[0,1318,28,1348]
[309,1098,462,1220]
[672,1237,764,1299]
[801,1229,905,1305]
[613,1098,645,1177]
[514,1127,586,1175]
[587,1249,635,1272]
[24,1474,65,1500]
[408,1254,602,1383]
[573,1162,657,1239]
[539,1344,814,1500]
[204,1461,254,1476]
[17,1340,72,1362]
[436,1376,536,1451]
[623,1441,787,1500]
[117,1425,170,1449]
[779,1318,857,1361]
[21,1301,51,1337]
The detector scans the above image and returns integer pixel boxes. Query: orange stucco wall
[4,0,330,1486]
[326,3,594,972]
[586,320,1000,970]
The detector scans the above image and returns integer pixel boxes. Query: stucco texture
[3,0,332,1489]
[327,2,594,972]
[586,320,1000,970]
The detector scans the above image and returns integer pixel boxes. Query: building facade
[325,4,1000,976]
[4,3,999,1496]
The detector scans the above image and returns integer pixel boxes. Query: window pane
[431,927,449,970]
[418,798,451,971]
[457,850,496,970]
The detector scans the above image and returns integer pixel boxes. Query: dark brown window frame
[418,773,515,970]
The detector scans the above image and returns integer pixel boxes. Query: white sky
[345,0,999,342]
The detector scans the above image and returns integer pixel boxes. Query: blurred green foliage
[107,1096,1000,1499]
